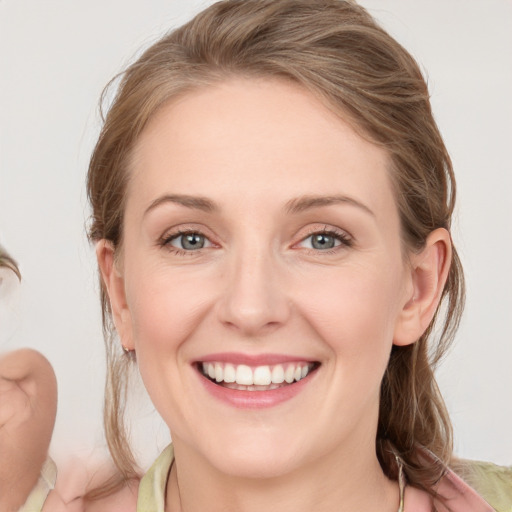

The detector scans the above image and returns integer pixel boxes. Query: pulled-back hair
[87,0,464,498]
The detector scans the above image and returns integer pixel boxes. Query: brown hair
[87,0,464,498]
[0,246,21,281]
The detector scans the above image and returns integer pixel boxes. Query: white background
[0,1,511,469]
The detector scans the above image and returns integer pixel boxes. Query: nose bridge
[218,236,289,334]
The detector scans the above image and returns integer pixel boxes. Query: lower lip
[197,370,317,409]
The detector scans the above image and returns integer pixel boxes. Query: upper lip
[194,352,318,366]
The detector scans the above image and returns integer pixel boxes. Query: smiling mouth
[198,361,320,391]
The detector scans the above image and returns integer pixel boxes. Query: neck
[165,441,399,512]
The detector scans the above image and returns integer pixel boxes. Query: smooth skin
[98,78,451,512]
[0,348,57,512]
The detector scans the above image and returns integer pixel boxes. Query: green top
[136,445,512,512]
[19,458,57,512]
[456,460,512,512]
[137,445,174,512]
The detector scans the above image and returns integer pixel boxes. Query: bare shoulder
[42,480,138,512]
[83,480,139,512]
[51,456,140,512]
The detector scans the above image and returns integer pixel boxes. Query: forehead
[127,78,394,216]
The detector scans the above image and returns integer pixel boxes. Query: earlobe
[393,228,452,347]
[95,240,134,351]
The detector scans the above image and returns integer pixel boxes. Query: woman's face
[110,79,415,478]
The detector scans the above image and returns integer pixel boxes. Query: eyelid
[158,224,219,249]
[293,225,353,250]
[169,231,213,249]
[157,223,353,253]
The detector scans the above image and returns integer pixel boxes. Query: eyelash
[158,229,214,256]
[296,227,353,254]
[158,227,353,256]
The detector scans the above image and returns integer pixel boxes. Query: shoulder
[452,459,512,512]
[47,455,140,512]
[47,445,173,512]
[82,480,139,512]
[42,479,138,512]
[82,445,174,512]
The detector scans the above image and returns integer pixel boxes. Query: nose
[216,245,291,336]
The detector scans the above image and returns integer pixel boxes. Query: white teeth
[271,365,285,384]
[201,361,314,388]
[215,363,223,382]
[236,364,254,385]
[253,366,272,386]
[284,365,295,383]
[224,363,236,383]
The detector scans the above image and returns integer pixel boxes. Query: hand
[0,349,57,512]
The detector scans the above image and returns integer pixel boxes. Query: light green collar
[137,444,174,512]
[19,458,57,512]
[137,445,511,512]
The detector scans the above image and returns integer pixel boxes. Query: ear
[96,240,134,351]
[393,228,452,347]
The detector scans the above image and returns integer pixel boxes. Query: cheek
[125,265,215,355]
[295,262,404,364]
[124,266,217,428]
[285,262,407,438]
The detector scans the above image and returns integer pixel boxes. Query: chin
[196,433,307,480]
[215,451,301,480]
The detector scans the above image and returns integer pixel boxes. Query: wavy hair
[87,0,464,499]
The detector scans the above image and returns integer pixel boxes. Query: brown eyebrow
[285,194,375,217]
[144,193,374,218]
[144,194,218,217]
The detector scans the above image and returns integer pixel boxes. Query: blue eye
[169,232,210,251]
[298,230,351,251]
[305,233,339,250]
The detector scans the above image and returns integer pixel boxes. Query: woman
[87,1,511,510]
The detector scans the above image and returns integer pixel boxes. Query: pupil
[312,234,334,250]
[182,233,204,250]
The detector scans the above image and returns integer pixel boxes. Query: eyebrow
[285,194,375,217]
[143,193,375,218]
[144,194,218,217]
